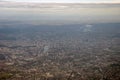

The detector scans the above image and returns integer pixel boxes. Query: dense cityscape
[0,0,120,80]
[0,22,120,80]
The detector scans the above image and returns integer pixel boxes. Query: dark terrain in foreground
[0,22,120,80]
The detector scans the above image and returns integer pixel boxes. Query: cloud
[83,24,93,32]
[3,0,120,3]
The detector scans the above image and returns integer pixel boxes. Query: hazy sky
[4,0,120,3]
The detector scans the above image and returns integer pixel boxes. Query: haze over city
[0,0,120,80]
